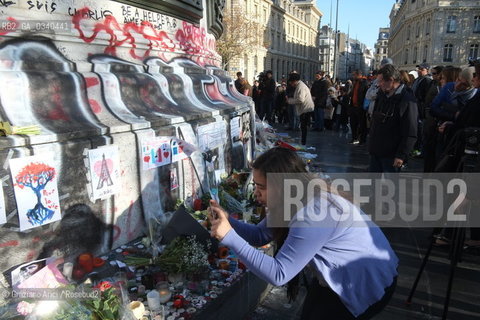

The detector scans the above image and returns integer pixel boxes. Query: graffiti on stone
[0,0,246,277]
[67,6,113,21]
[176,21,215,58]
[72,7,175,59]
[121,5,177,30]
[0,0,15,8]
[27,0,57,13]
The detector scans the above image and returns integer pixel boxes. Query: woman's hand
[393,158,403,168]
[438,121,452,133]
[207,200,232,241]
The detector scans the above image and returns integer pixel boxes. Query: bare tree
[216,5,263,70]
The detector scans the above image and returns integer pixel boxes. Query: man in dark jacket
[368,64,418,172]
[310,71,330,131]
[423,65,443,172]
[260,70,276,122]
[411,63,433,157]
[349,70,369,144]
[286,70,299,130]
[413,63,433,119]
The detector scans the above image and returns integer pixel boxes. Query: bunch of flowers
[157,235,210,274]
[16,301,34,316]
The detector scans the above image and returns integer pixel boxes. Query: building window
[404,49,409,65]
[446,16,457,33]
[470,44,479,60]
[413,46,418,64]
[425,18,431,35]
[416,23,421,38]
[423,45,428,62]
[377,48,380,54]
[407,25,411,40]
[474,16,480,33]
[383,48,387,54]
[443,44,453,62]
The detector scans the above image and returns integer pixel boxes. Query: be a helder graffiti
[71,7,217,63]
[72,7,175,59]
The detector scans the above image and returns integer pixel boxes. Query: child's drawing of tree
[15,162,56,226]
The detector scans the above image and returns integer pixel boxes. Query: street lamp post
[327,0,333,75]
[332,0,339,81]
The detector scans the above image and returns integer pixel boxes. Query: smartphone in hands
[209,200,219,220]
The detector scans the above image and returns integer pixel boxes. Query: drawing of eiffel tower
[97,153,114,189]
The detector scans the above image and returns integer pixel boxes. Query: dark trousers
[349,107,367,142]
[471,228,480,240]
[414,119,424,151]
[313,106,325,130]
[300,113,310,145]
[423,114,438,172]
[369,155,401,173]
[301,277,397,320]
[259,97,274,122]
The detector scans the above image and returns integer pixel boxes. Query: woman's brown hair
[441,66,462,84]
[251,147,317,302]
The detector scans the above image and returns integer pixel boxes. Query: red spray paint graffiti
[72,8,175,60]
[88,99,102,113]
[205,83,230,104]
[175,22,217,62]
[112,225,121,243]
[85,77,100,88]
[71,7,219,66]
[111,201,143,243]
[0,230,55,261]
[0,240,19,248]
[46,81,70,121]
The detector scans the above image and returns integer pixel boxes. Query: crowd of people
[234,58,480,248]
[227,59,480,319]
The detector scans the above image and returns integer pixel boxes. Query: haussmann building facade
[389,0,480,70]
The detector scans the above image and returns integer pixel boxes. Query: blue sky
[315,0,396,49]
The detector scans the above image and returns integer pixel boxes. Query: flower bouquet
[123,235,211,279]
[156,235,210,275]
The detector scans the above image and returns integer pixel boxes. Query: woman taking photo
[208,147,398,319]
